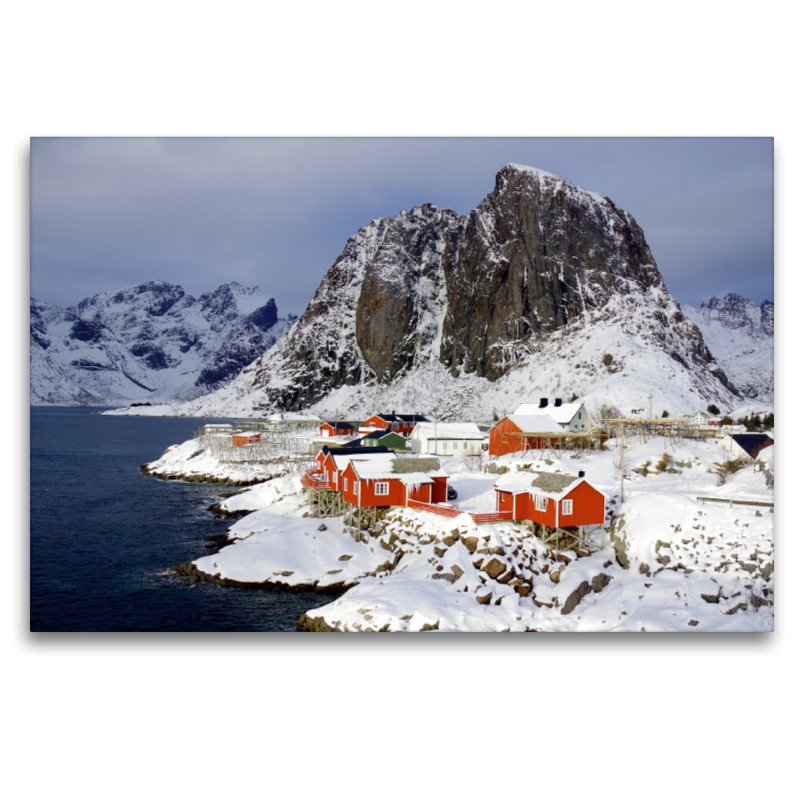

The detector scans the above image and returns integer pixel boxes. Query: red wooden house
[312,446,394,492]
[232,431,261,447]
[494,471,605,528]
[340,456,448,508]
[488,414,563,456]
[319,421,355,438]
[361,413,431,436]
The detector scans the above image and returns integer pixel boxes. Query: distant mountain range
[30,281,295,405]
[175,164,751,420]
[681,294,774,402]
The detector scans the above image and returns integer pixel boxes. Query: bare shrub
[655,453,672,473]
[710,458,747,486]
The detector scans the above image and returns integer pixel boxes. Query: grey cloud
[30,137,774,315]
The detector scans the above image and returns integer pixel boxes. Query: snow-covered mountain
[176,164,740,420]
[30,281,295,405]
[681,294,774,402]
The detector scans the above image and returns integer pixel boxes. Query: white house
[408,422,486,456]
[512,398,594,432]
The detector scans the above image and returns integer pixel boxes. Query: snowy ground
[143,436,291,484]
[153,430,774,632]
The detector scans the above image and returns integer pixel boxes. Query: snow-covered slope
[30,281,295,405]
[176,164,739,420]
[682,294,774,402]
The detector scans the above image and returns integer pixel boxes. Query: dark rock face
[355,205,459,383]
[241,164,736,411]
[440,166,664,380]
[247,299,279,332]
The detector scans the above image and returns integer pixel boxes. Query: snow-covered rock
[30,281,295,405]
[682,293,774,402]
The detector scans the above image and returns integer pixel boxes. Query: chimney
[578,470,585,478]
[539,398,548,408]
[554,398,562,407]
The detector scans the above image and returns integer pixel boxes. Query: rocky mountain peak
[181,164,740,418]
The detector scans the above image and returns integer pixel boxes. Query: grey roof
[390,456,441,474]
[529,472,580,494]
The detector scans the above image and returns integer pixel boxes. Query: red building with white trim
[361,413,431,436]
[494,471,605,527]
[232,431,261,447]
[339,456,448,508]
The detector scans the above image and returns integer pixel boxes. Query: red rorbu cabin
[488,414,563,456]
[319,421,355,438]
[314,447,394,492]
[494,471,605,528]
[361,414,431,436]
[340,456,448,508]
[232,431,261,447]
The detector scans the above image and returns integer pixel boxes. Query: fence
[406,499,513,525]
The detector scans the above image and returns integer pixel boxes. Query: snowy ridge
[682,294,774,402]
[30,281,295,405]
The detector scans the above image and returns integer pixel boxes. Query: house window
[562,499,573,515]
[535,494,548,512]
[375,482,389,495]
[392,422,399,430]
[344,478,348,492]
[369,422,375,428]
[354,481,359,494]
[443,441,448,450]
[463,441,468,449]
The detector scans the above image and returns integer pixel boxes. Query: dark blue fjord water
[30,407,338,631]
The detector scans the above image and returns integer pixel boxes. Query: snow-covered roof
[204,423,233,428]
[332,451,396,472]
[506,414,564,433]
[351,456,447,484]
[233,430,260,437]
[494,471,606,501]
[512,402,584,425]
[411,422,484,439]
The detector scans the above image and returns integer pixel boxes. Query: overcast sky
[30,137,773,317]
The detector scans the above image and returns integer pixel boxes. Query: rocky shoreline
[140,464,267,487]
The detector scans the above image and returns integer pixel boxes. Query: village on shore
[144,397,774,632]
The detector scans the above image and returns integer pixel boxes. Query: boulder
[561,581,591,615]
[462,536,479,554]
[476,591,492,605]
[482,557,507,580]
[591,573,611,593]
